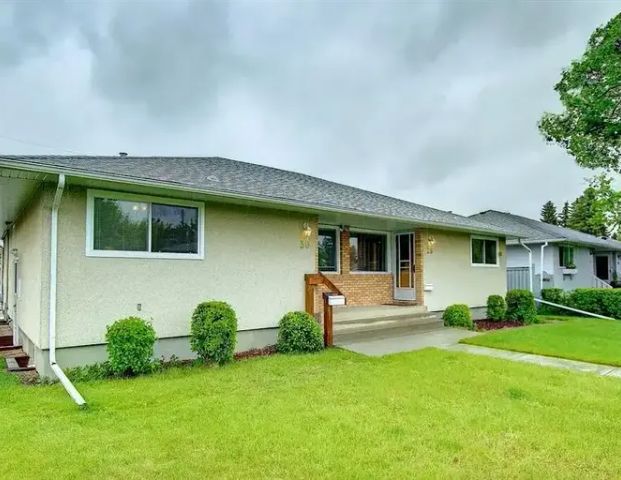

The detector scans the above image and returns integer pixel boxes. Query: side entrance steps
[333,305,444,344]
[0,321,37,382]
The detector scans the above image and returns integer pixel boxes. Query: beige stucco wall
[423,229,507,311]
[5,187,49,347]
[49,187,316,349]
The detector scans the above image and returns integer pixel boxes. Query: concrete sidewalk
[337,328,479,356]
[443,343,621,378]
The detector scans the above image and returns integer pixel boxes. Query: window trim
[85,189,205,260]
[318,225,340,274]
[349,228,390,274]
[470,235,499,267]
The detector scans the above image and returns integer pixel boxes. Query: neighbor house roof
[471,210,621,251]
[0,155,513,236]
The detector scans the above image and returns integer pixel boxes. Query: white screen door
[394,233,415,301]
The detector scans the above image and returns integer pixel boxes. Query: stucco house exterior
[1,155,510,377]
[471,210,621,296]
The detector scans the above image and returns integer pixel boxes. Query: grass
[2,348,621,479]
[464,316,621,366]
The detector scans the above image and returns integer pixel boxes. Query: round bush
[486,295,507,321]
[190,301,237,365]
[505,289,537,324]
[105,317,156,376]
[277,311,323,353]
[442,304,473,329]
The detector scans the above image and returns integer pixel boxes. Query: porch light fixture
[427,235,436,254]
[300,222,313,249]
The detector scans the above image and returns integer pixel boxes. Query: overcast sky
[1,1,619,218]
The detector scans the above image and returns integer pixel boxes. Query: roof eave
[0,158,512,237]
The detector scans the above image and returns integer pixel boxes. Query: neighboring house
[0,155,510,376]
[471,210,621,296]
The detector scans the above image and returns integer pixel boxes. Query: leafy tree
[540,201,558,225]
[559,201,571,227]
[539,13,621,171]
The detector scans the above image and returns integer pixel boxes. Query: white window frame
[318,225,340,274]
[349,228,391,274]
[86,189,205,260]
[470,235,499,267]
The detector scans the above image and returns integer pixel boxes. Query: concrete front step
[334,315,443,344]
[333,304,427,323]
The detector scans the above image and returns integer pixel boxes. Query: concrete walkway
[337,327,479,356]
[339,327,621,378]
[443,344,621,378]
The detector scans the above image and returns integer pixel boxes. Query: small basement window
[471,237,498,266]
[318,227,338,272]
[86,190,204,259]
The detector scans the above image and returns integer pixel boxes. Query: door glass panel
[396,234,413,289]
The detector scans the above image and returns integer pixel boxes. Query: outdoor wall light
[427,235,436,254]
[300,222,313,249]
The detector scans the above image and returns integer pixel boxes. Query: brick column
[340,227,350,274]
[415,229,425,306]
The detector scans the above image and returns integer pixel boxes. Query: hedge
[568,289,621,319]
[540,288,570,315]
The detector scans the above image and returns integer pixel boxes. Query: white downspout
[540,241,548,292]
[49,175,86,406]
[519,240,533,293]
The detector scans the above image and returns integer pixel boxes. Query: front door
[596,255,609,280]
[394,233,415,301]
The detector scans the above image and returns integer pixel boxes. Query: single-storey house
[0,155,511,377]
[471,210,621,295]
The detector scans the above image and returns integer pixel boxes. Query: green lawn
[463,316,621,366]
[2,349,621,479]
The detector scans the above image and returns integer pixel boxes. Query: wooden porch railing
[304,273,345,347]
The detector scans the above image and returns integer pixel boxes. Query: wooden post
[305,282,315,315]
[322,293,333,347]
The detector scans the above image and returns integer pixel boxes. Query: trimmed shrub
[486,295,507,321]
[190,301,238,365]
[106,317,157,376]
[568,288,621,319]
[540,288,570,315]
[505,289,537,325]
[277,311,323,353]
[442,304,473,329]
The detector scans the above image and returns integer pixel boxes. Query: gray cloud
[0,0,618,219]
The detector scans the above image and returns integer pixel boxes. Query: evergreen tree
[567,187,609,237]
[558,201,571,227]
[540,201,558,225]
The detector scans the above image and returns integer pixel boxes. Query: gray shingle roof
[0,155,510,235]
[471,210,621,251]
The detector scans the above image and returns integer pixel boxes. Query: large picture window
[471,237,498,266]
[87,190,204,259]
[350,231,387,272]
[318,228,338,272]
